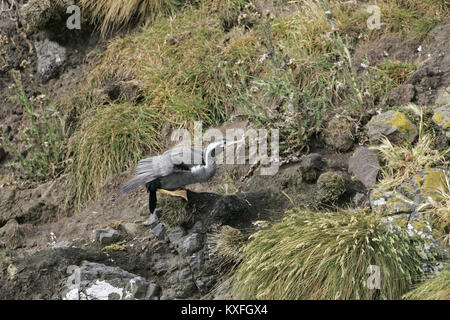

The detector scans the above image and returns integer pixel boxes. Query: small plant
[2,72,67,181]
[207,225,246,266]
[228,209,433,300]
[102,240,127,252]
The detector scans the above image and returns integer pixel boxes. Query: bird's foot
[157,189,188,201]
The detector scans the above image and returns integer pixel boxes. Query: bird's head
[205,139,227,159]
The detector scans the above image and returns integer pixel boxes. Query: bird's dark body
[120,142,225,214]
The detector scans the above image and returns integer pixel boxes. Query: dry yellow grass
[79,0,180,36]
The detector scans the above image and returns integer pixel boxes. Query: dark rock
[348,147,380,188]
[145,282,160,300]
[387,84,415,106]
[151,223,167,240]
[143,213,159,228]
[187,251,204,273]
[167,226,186,245]
[179,233,202,255]
[94,227,122,245]
[165,267,196,298]
[298,153,325,183]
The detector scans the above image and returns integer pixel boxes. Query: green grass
[228,209,434,300]
[403,267,450,300]
[68,103,164,208]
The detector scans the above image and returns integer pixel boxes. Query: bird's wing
[119,147,204,196]
[119,154,174,196]
[164,146,204,170]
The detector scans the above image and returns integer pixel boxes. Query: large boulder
[348,147,380,188]
[61,261,159,300]
[369,188,416,215]
[366,111,418,144]
[397,168,449,205]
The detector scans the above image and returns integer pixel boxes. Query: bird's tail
[118,174,152,197]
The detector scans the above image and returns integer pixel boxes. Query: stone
[397,168,449,205]
[298,153,325,183]
[348,147,380,188]
[165,267,197,298]
[322,117,354,152]
[187,251,204,273]
[143,213,159,228]
[151,223,167,240]
[316,171,346,203]
[167,226,186,245]
[432,104,450,139]
[386,84,415,107]
[179,233,203,255]
[34,39,67,82]
[145,282,160,300]
[119,222,140,236]
[353,192,366,206]
[369,188,416,215]
[366,111,418,144]
[94,227,122,245]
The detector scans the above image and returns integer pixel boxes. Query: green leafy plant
[2,72,67,181]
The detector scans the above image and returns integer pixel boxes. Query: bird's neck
[204,155,217,177]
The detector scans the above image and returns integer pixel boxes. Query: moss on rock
[317,171,346,204]
[367,111,418,144]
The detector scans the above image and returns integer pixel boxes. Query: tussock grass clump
[68,103,164,208]
[403,267,450,300]
[79,0,181,37]
[207,225,246,266]
[228,209,430,300]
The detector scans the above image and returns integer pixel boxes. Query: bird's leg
[149,190,157,214]
[157,188,188,201]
